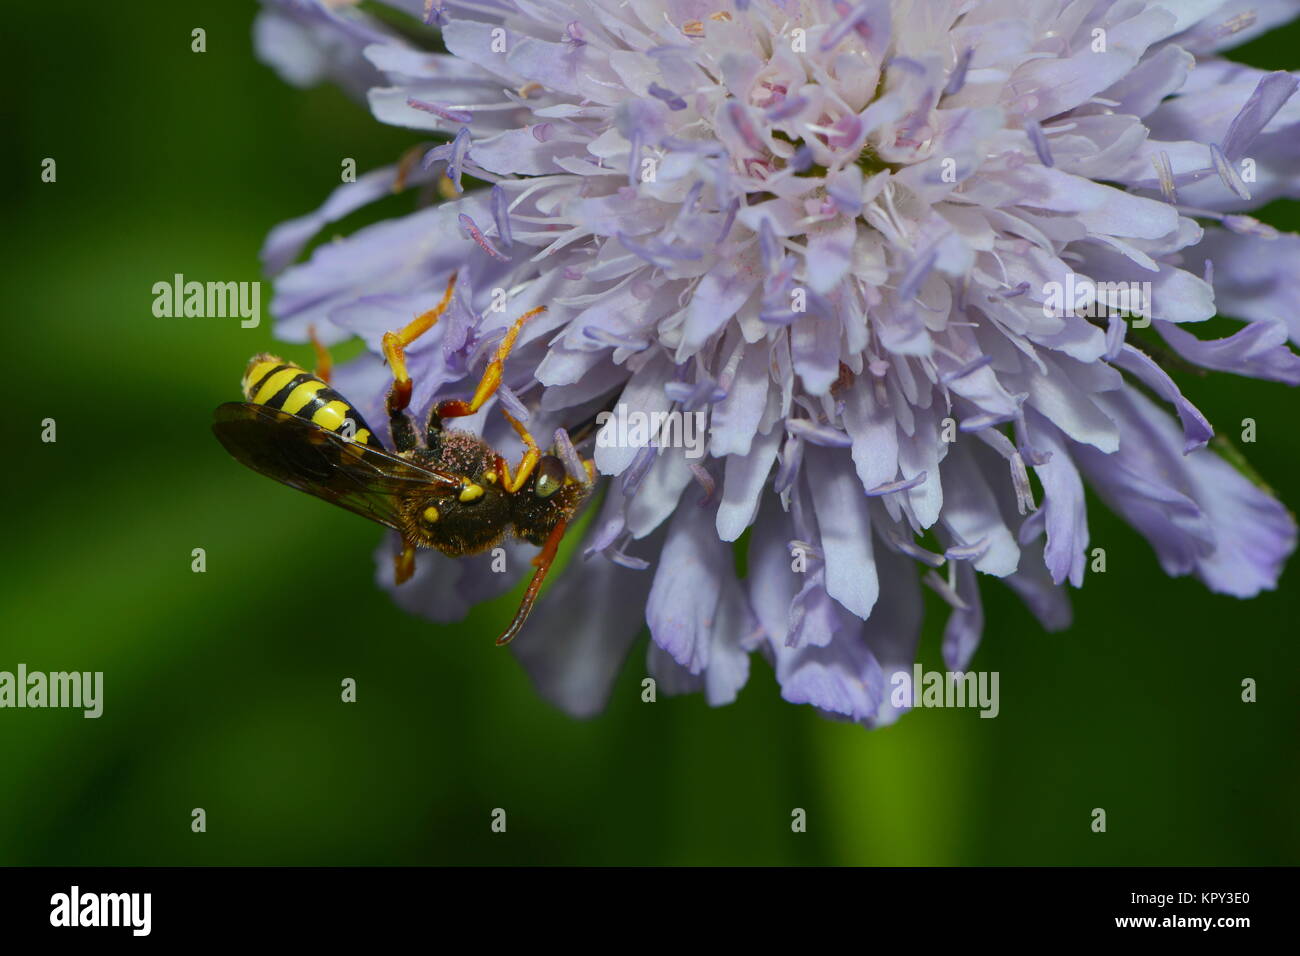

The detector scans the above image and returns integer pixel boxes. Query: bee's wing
[212,402,461,533]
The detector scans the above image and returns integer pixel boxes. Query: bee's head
[511,455,595,546]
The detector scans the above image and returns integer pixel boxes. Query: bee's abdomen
[242,355,382,448]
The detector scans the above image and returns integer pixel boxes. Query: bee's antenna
[496,519,567,646]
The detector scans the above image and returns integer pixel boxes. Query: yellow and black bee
[212,274,595,645]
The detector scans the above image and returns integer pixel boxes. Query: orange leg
[489,412,541,494]
[308,324,332,384]
[496,518,567,646]
[382,271,459,414]
[394,539,417,585]
[437,305,547,493]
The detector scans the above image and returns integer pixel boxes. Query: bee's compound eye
[534,455,566,499]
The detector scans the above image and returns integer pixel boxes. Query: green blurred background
[2,1,1296,866]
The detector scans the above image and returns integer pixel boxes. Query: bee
[211,273,595,646]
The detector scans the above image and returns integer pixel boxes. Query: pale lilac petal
[940,561,983,672]
[936,442,1021,578]
[1076,388,1295,596]
[1222,71,1300,160]
[709,343,770,457]
[1182,228,1300,344]
[1173,0,1300,52]
[772,626,886,726]
[716,428,780,541]
[1157,319,1300,385]
[262,164,401,275]
[1111,344,1214,452]
[807,446,878,619]
[859,548,925,726]
[645,505,728,672]
[1003,538,1074,631]
[843,377,900,492]
[1023,409,1089,587]
[746,498,801,648]
[593,356,673,476]
[512,535,658,718]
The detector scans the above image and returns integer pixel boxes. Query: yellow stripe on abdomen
[281,379,329,414]
[243,362,278,395]
[242,354,290,399]
[310,401,350,431]
[252,366,304,405]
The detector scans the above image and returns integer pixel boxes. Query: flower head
[256,0,1300,724]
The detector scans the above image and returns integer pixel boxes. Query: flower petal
[806,446,879,619]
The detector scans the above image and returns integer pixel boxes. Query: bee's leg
[493,413,542,494]
[436,305,547,492]
[307,323,333,384]
[394,538,417,586]
[381,272,458,453]
[496,518,567,646]
[382,271,458,416]
[389,409,419,454]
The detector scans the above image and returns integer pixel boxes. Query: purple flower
[255,0,1300,725]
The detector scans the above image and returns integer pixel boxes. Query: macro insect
[211,273,595,646]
